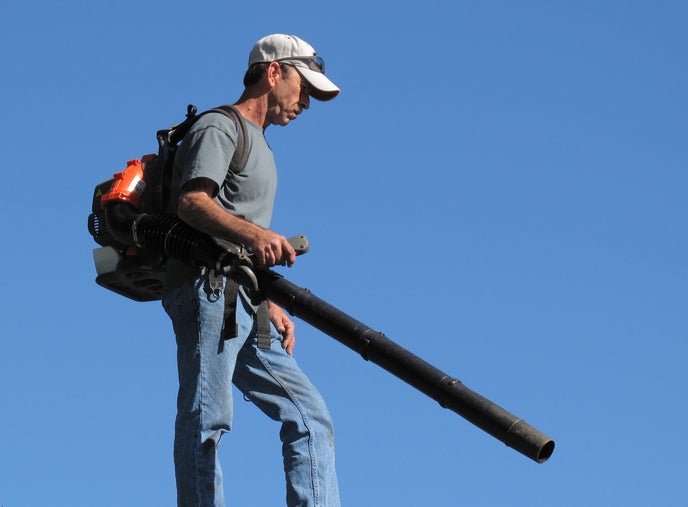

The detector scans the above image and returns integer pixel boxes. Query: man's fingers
[282,335,296,356]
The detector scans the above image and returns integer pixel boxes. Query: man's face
[269,65,311,126]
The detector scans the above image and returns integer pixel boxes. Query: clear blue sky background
[1,1,686,506]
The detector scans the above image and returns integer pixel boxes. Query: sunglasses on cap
[275,55,325,74]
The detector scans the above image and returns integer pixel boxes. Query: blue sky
[1,1,686,506]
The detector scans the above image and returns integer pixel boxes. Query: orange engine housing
[100,155,156,210]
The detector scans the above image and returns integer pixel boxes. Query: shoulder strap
[166,104,250,180]
[165,104,202,145]
[204,105,250,186]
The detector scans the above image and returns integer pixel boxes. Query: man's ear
[266,61,283,88]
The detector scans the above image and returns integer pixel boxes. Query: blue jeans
[163,274,340,507]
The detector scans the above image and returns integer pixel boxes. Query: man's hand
[268,301,296,355]
[250,230,297,267]
[177,180,296,268]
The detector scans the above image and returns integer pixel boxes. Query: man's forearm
[177,190,261,246]
[177,189,296,267]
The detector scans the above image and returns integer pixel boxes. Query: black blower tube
[102,202,555,463]
[254,267,555,463]
[103,202,227,270]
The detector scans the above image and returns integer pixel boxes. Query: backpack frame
[87,104,249,301]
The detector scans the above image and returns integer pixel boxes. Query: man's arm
[177,178,296,267]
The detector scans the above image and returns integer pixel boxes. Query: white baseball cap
[248,34,340,101]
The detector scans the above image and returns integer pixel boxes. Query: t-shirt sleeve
[176,118,237,195]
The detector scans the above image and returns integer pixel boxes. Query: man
[162,34,341,507]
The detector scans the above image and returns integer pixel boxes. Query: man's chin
[277,114,293,126]
[274,111,300,127]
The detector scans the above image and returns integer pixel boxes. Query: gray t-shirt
[171,110,276,226]
[163,110,277,292]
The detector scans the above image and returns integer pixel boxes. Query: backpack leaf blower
[87,161,555,464]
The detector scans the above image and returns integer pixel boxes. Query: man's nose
[300,92,310,110]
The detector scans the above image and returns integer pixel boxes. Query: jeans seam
[193,289,206,506]
[254,346,321,506]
